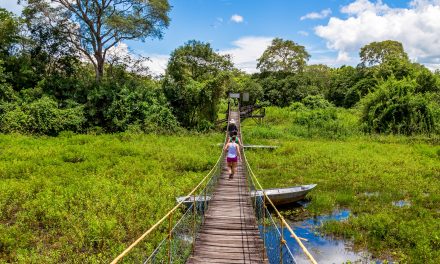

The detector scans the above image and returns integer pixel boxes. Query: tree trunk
[96,57,104,81]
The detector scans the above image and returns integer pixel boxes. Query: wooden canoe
[176,184,316,206]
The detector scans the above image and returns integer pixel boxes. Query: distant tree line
[1,4,439,135]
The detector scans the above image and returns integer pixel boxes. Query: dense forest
[1,2,439,136]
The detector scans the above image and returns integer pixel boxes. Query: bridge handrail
[243,152,318,264]
[111,108,232,264]
[237,103,317,264]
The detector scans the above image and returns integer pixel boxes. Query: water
[392,200,411,207]
[285,210,372,264]
[263,208,381,264]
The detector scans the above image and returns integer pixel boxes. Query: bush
[301,95,333,109]
[361,78,435,135]
[291,106,359,139]
[0,97,85,135]
[142,104,180,133]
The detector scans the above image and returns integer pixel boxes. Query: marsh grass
[0,132,223,263]
[242,106,440,263]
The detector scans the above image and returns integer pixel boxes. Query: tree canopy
[22,0,171,81]
[257,38,310,73]
[360,40,408,67]
[163,40,233,129]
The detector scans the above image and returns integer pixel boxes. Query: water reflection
[263,209,373,264]
[286,210,372,263]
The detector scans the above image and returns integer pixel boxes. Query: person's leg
[233,161,238,175]
[227,162,232,175]
[230,162,236,178]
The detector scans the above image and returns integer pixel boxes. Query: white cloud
[315,0,440,69]
[220,36,273,73]
[107,42,169,76]
[230,14,244,23]
[340,0,390,15]
[107,42,131,61]
[0,1,23,15]
[298,31,309,36]
[300,8,332,20]
[138,37,272,75]
[144,54,169,76]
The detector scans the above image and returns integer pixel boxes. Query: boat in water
[176,184,316,206]
[252,184,317,205]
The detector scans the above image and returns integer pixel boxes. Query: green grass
[242,106,440,263]
[2,105,440,263]
[0,132,223,263]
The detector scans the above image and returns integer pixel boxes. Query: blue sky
[2,0,440,75]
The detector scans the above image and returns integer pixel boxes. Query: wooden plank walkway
[187,111,267,264]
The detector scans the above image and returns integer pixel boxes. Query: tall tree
[22,0,171,81]
[257,38,310,73]
[163,40,233,128]
[0,8,20,56]
[359,40,408,66]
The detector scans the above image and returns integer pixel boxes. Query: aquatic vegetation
[242,106,440,263]
[0,132,223,263]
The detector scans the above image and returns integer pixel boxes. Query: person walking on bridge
[224,135,241,180]
[228,119,237,137]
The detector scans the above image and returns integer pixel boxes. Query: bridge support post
[262,195,266,261]
[192,194,196,252]
[203,188,207,222]
[280,217,284,264]
[168,213,172,264]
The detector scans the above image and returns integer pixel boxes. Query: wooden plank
[187,111,267,264]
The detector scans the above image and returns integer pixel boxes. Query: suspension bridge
[111,107,317,264]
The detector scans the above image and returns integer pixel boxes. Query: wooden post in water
[280,217,284,264]
[263,195,267,261]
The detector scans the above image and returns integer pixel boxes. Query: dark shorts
[227,157,238,163]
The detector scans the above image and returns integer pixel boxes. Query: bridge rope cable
[111,106,232,264]
[242,150,318,264]
[237,104,317,264]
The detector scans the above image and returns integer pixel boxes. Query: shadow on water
[262,202,393,264]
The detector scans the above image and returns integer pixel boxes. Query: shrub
[361,78,435,135]
[0,97,85,135]
[301,95,333,109]
[291,106,360,138]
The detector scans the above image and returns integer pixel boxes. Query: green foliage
[257,72,296,107]
[230,72,263,105]
[242,107,440,262]
[374,57,415,81]
[360,40,409,66]
[292,107,357,139]
[0,8,20,55]
[0,96,85,135]
[164,40,233,129]
[257,38,310,73]
[0,132,223,263]
[103,80,178,133]
[301,95,333,109]
[0,60,17,102]
[25,0,171,80]
[327,66,360,107]
[361,78,435,135]
[243,106,360,140]
[344,77,378,108]
[414,65,440,94]
[296,64,332,97]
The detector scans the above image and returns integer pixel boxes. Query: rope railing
[111,102,317,264]
[243,154,318,263]
[110,106,232,264]
[238,107,318,264]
